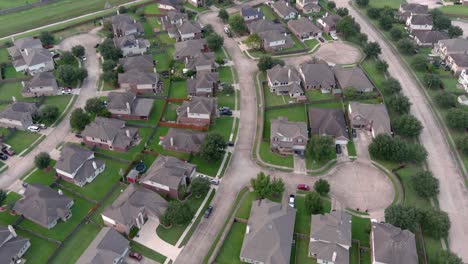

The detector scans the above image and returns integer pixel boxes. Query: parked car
[61,88,72,95]
[289,194,295,208]
[330,33,338,41]
[219,106,230,111]
[129,251,143,261]
[219,109,232,116]
[1,144,15,156]
[0,153,8,161]
[352,128,357,138]
[227,141,234,147]
[81,56,86,61]
[318,37,325,43]
[27,125,40,133]
[336,144,342,154]
[38,124,47,129]
[204,205,214,218]
[210,178,220,185]
[22,182,29,188]
[75,133,83,138]
[297,184,310,191]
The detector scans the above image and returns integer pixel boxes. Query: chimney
[92,161,97,170]
[286,1,289,6]
[126,102,131,113]
[58,189,63,195]
[21,81,25,88]
[246,225,250,234]
[187,106,190,113]
[126,129,131,138]
[332,252,337,262]
[170,137,174,146]
[8,225,17,238]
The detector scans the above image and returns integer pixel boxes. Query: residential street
[337,0,468,260]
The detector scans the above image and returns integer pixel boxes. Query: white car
[81,56,86,61]
[27,126,40,133]
[62,89,72,95]
[289,194,295,208]
[330,33,338,41]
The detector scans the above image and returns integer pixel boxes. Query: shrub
[314,179,330,195]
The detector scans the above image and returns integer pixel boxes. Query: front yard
[259,140,294,167]
[263,104,307,139]
[214,222,246,264]
[169,80,188,99]
[5,130,42,154]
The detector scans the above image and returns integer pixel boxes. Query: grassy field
[235,191,257,220]
[368,0,403,9]
[263,104,307,139]
[143,3,161,15]
[438,5,468,16]
[5,130,42,154]
[0,0,34,9]
[162,101,180,121]
[259,140,294,167]
[17,229,58,264]
[217,89,236,110]
[214,222,246,264]
[169,80,187,99]
[0,48,9,63]
[210,116,234,141]
[259,5,277,20]
[190,154,224,176]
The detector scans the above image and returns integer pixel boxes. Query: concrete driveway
[354,130,372,160]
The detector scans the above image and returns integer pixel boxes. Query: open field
[0,0,34,9]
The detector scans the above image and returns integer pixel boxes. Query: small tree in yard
[251,172,271,199]
[102,71,117,84]
[71,45,85,58]
[367,8,380,19]
[363,42,381,59]
[423,73,442,90]
[39,105,59,124]
[39,31,54,46]
[411,171,439,198]
[356,0,369,7]
[190,177,210,198]
[200,133,227,162]
[336,7,348,17]
[270,177,285,198]
[245,33,262,50]
[60,51,76,65]
[456,135,468,155]
[411,55,428,72]
[448,25,463,38]
[85,98,106,115]
[420,208,450,238]
[375,59,388,73]
[388,94,411,114]
[314,179,330,195]
[389,27,404,40]
[446,108,468,130]
[305,192,323,214]
[98,38,122,61]
[384,204,421,231]
[70,108,90,132]
[382,78,401,94]
[56,65,87,86]
[207,33,224,51]
[102,60,117,72]
[162,201,194,226]
[327,1,336,9]
[257,56,284,71]
[35,152,51,170]
[228,14,248,35]
[336,16,360,39]
[436,250,463,264]
[397,39,416,55]
[308,135,335,162]
[435,91,457,108]
[343,87,358,98]
[392,114,423,138]
[218,9,229,23]
[379,15,393,31]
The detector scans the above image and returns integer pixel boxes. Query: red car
[297,184,310,191]
[129,251,143,261]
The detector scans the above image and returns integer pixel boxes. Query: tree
[0,190,6,206]
[245,33,262,50]
[218,9,229,23]
[379,15,394,31]
[308,135,335,162]
[202,24,214,37]
[397,39,416,55]
[39,31,54,46]
[456,135,468,155]
[118,6,127,13]
[257,55,284,71]
[434,91,457,108]
[411,171,439,198]
[251,172,271,199]
[432,12,451,31]
[102,71,117,84]
[98,38,122,61]
[392,114,423,138]
[369,134,427,163]
[420,208,450,238]
[327,1,336,9]
[366,7,380,19]
[336,16,360,39]
[343,87,358,98]
[389,27,404,40]
[314,179,330,195]
[382,78,401,94]
[228,14,247,34]
[71,45,85,58]
[190,177,210,198]
[39,105,59,124]
[336,7,348,17]
[200,133,227,161]
[363,42,381,59]
[446,108,468,130]
[356,0,369,7]
[70,108,90,132]
[436,250,463,264]
[375,59,388,73]
[60,51,76,65]
[411,55,428,72]
[357,33,368,44]
[305,192,323,214]
[102,60,117,72]
[162,201,194,226]
[270,178,285,198]
[448,25,463,38]
[35,152,51,170]
[85,98,106,115]
[384,204,421,231]
[56,65,85,86]
[206,33,224,51]
[388,94,411,114]
[423,73,442,90]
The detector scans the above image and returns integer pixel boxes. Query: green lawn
[169,80,187,98]
[259,5,277,20]
[368,0,403,9]
[215,222,246,264]
[361,59,386,91]
[394,164,432,210]
[322,33,333,41]
[308,101,342,109]
[347,140,357,156]
[263,82,290,107]
[5,130,42,154]
[305,152,335,170]
[24,162,57,186]
[439,5,468,16]
[162,101,180,121]
[183,2,207,12]
[153,51,173,71]
[17,229,58,264]
[293,238,317,264]
[350,243,359,264]
[127,99,164,125]
[304,39,320,50]
[217,89,235,110]
[0,48,9,63]
[305,90,335,101]
[259,140,294,167]
[157,32,176,46]
[235,191,257,220]
[352,216,371,247]
[143,3,161,14]
[43,95,73,114]
[0,82,24,101]
[264,104,307,139]
[210,116,234,141]
[3,65,25,78]
[0,192,22,225]
[294,195,331,235]
[190,155,223,176]
[0,0,33,9]
[146,126,191,160]
[219,66,233,84]
[130,241,167,263]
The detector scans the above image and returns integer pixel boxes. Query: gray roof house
[270,117,308,155]
[248,20,285,34]
[267,65,303,98]
[13,184,74,229]
[296,0,320,13]
[240,199,296,264]
[288,18,322,40]
[309,211,352,264]
[447,53,468,75]
[272,0,298,20]
[299,63,335,92]
[176,20,202,41]
[160,11,188,30]
[161,128,206,153]
[81,117,138,152]
[412,31,448,47]
[434,39,468,59]
[398,3,428,21]
[0,225,31,264]
[241,6,264,23]
[0,101,38,130]
[118,69,160,94]
[406,14,433,33]
[258,30,294,52]
[113,35,150,57]
[76,227,130,264]
[371,222,418,264]
[109,14,143,37]
[184,52,216,72]
[101,184,168,235]
[176,96,217,126]
[348,102,391,138]
[107,91,154,120]
[174,39,207,60]
[317,13,341,33]
[309,108,349,145]
[334,66,374,92]
[187,71,219,96]
[7,37,54,75]
[55,144,106,187]
[21,71,58,97]
[141,155,197,198]
[119,55,154,72]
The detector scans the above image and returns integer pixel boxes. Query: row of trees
[250,172,285,199]
[369,134,427,163]
[98,38,123,86]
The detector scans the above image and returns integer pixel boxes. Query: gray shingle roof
[309,108,349,142]
[77,227,129,264]
[321,14,341,27]
[288,17,321,35]
[13,37,42,50]
[240,200,296,264]
[177,96,217,116]
[23,72,58,91]
[272,0,298,18]
[372,222,418,264]
[299,63,335,88]
[113,34,149,49]
[0,101,37,123]
[177,20,202,35]
[0,226,30,262]
[142,155,196,189]
[185,52,216,71]
[248,20,285,34]
[309,241,349,264]
[174,39,207,59]
[267,65,301,84]
[450,53,468,67]
[55,144,94,174]
[110,14,143,34]
[409,14,433,26]
[187,72,219,94]
[161,128,206,151]
[119,55,154,72]
[439,39,468,54]
[165,11,188,22]
[107,92,154,117]
[13,184,73,228]
[118,69,158,85]
[413,31,448,45]
[258,30,291,43]
[271,117,308,139]
[310,211,352,247]
[302,2,320,12]
[349,102,391,135]
[400,3,428,14]
[81,117,138,149]
[334,66,374,92]
[241,6,264,19]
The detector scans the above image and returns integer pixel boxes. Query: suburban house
[109,14,143,37]
[458,95,468,106]
[13,184,74,229]
[118,69,160,94]
[266,65,303,98]
[398,3,428,22]
[101,184,168,235]
[176,96,217,126]
[446,53,468,75]
[76,227,130,264]
[187,71,219,96]
[0,225,31,264]
[81,117,138,152]
[113,34,150,56]
[184,52,216,73]
[464,0,468,5]
[406,14,433,33]
[299,62,336,92]
[458,69,468,92]
[371,222,418,264]
[0,101,38,130]
[55,144,106,187]
[7,37,54,75]
[174,39,208,60]
[187,0,203,7]
[348,102,392,138]
[247,20,293,52]
[240,200,296,264]
[160,11,188,30]
[288,18,322,40]
[119,54,154,72]
[270,117,308,155]
[158,0,180,10]
[140,155,197,199]
[168,20,202,41]
[21,71,58,97]
[334,66,374,93]
[309,108,349,145]
[107,92,154,120]
[248,19,285,34]
[433,39,468,60]
[412,30,448,47]
[296,0,320,13]
[161,128,206,153]
[309,211,352,264]
[240,6,264,23]
[272,0,298,20]
[317,13,341,33]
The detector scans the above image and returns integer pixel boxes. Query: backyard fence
[158,121,209,131]
[94,152,132,164]
[56,181,98,204]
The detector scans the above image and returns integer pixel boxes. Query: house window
[100,139,107,143]
[298,138,303,143]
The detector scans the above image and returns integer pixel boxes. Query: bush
[390,27,404,40]
[381,78,401,94]
[257,56,284,71]
[70,108,90,132]
[446,108,468,130]
[436,250,463,264]
[314,179,330,195]
[190,177,210,197]
[363,42,381,58]
[423,74,442,90]
[206,33,224,51]
[392,114,423,138]
[228,14,248,35]
[305,192,323,214]
[356,0,369,7]
[397,39,416,55]
[384,204,421,231]
[420,208,450,238]
[379,15,393,31]
[434,91,457,108]
[375,59,388,73]
[199,133,227,161]
[85,98,106,115]
[411,55,428,71]
[308,135,335,162]
[161,201,194,226]
[35,152,51,170]
[411,171,439,198]
[336,7,348,17]
[455,135,468,155]
[388,94,411,114]
[327,1,336,9]
[367,8,380,19]
[369,134,427,163]
[71,45,85,58]
[39,105,59,124]
[39,31,54,46]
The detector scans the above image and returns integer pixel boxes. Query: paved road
[338,1,468,260]
[0,28,102,190]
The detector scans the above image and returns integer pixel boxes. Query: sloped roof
[400,3,428,14]
[0,101,37,122]
[110,14,143,34]
[187,72,219,94]
[165,11,188,21]
[272,0,298,17]
[321,14,341,26]
[310,211,352,246]
[177,96,217,116]
[185,52,216,70]
[309,108,348,141]
[299,63,335,88]
[55,144,94,174]
[450,53,468,67]
[23,48,53,67]
[288,17,321,35]
[241,6,264,19]
[77,227,129,264]
[334,66,374,92]
[161,128,206,150]
[177,20,202,35]
[372,222,418,264]
[174,39,206,58]
[119,55,154,72]
[258,30,290,43]
[438,38,468,53]
[248,20,285,34]
[0,226,30,262]
[81,117,138,149]
[118,69,158,85]
[413,30,448,44]
[13,37,42,50]
[142,155,196,189]
[309,241,349,264]
[267,65,301,84]
[349,102,391,135]
[24,72,58,90]
[113,35,149,49]
[409,14,433,26]
[107,92,154,117]
[271,117,308,139]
